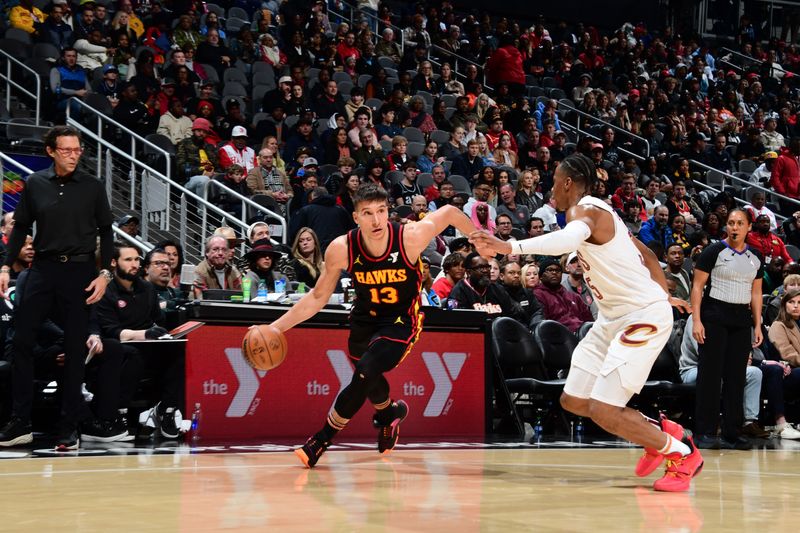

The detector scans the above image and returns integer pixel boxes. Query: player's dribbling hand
[668,296,691,314]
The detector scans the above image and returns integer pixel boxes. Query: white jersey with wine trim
[574,195,668,319]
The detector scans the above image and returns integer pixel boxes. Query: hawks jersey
[574,195,668,320]
[346,222,423,323]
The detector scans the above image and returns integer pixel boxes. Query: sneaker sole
[0,433,33,447]
[81,432,129,443]
[294,447,313,468]
[380,418,402,456]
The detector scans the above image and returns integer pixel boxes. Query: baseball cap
[591,143,604,151]
[764,151,778,160]
[200,79,215,87]
[116,215,139,226]
[567,252,578,264]
[302,157,319,168]
[103,64,118,75]
[538,256,562,272]
[629,89,640,97]
[278,75,292,84]
[192,118,212,131]
[231,125,248,137]
[161,78,176,87]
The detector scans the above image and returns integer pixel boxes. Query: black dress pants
[11,260,95,431]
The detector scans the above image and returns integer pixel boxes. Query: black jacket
[447,279,527,323]
[97,278,164,340]
[288,194,354,251]
[499,282,544,329]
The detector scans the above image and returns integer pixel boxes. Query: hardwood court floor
[0,444,798,532]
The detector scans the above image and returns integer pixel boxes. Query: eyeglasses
[543,267,562,273]
[54,147,83,156]
[149,260,171,268]
[498,221,512,225]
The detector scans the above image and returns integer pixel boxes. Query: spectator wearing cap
[218,126,257,173]
[192,235,243,299]
[752,151,778,185]
[50,47,91,118]
[176,118,219,189]
[186,80,222,121]
[41,2,73,50]
[772,138,800,202]
[533,256,593,333]
[112,82,158,138]
[218,98,251,142]
[154,78,178,116]
[282,117,323,163]
[92,64,121,105]
[288,186,352,251]
[761,117,786,152]
[561,252,598,319]
[157,98,193,145]
[243,239,288,291]
[391,161,423,206]
[684,131,709,162]
[262,75,294,116]
[116,215,140,239]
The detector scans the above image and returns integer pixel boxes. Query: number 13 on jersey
[369,287,399,304]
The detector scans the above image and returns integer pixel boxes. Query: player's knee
[354,359,381,385]
[587,400,620,431]
[560,393,584,414]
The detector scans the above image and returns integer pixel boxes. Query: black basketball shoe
[374,400,409,455]
[0,416,33,447]
[294,435,330,468]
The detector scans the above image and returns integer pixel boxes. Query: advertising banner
[185,325,486,439]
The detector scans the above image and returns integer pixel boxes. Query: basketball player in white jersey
[471,153,702,492]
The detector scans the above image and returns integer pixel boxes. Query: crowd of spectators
[6,0,800,442]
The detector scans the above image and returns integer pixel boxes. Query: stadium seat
[407,141,425,158]
[738,159,757,174]
[533,320,577,380]
[402,126,424,143]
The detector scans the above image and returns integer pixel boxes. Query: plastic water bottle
[533,412,544,443]
[242,277,252,302]
[257,279,268,302]
[189,402,202,443]
[575,417,584,442]
[296,282,307,294]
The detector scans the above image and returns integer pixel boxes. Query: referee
[691,208,763,450]
[0,125,114,451]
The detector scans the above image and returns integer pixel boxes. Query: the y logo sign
[225,348,268,417]
[421,352,466,417]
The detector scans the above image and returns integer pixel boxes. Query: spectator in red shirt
[432,252,465,301]
[486,33,525,95]
[611,173,647,221]
[746,214,794,265]
[771,138,800,201]
[532,256,593,333]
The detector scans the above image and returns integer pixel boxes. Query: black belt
[40,253,95,263]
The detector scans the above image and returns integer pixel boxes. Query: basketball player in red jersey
[472,154,701,492]
[271,183,478,468]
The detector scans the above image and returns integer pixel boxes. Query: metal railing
[0,49,42,126]
[65,97,286,264]
[331,0,405,53]
[718,46,800,79]
[427,44,490,91]
[688,158,800,222]
[201,178,287,255]
[557,101,649,162]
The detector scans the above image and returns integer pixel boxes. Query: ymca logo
[224,348,268,417]
[421,352,466,417]
[324,350,467,417]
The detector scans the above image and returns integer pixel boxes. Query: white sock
[657,434,691,456]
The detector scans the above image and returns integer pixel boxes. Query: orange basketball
[242,324,288,371]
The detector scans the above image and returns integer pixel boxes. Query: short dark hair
[463,251,482,270]
[112,243,140,262]
[155,239,183,269]
[352,183,389,209]
[558,153,596,193]
[144,247,168,266]
[527,217,544,231]
[442,252,464,272]
[449,237,471,252]
[44,125,81,151]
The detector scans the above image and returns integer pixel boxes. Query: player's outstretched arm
[270,236,348,334]
[632,236,691,313]
[402,205,478,259]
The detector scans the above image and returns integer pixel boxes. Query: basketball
[242,324,288,371]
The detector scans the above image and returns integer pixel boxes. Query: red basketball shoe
[635,414,685,477]
[653,433,704,492]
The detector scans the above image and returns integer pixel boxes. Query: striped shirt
[695,241,764,305]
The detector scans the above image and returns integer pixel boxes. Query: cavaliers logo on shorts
[619,324,658,347]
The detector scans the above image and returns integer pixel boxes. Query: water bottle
[189,402,202,443]
[242,277,252,302]
[575,417,584,442]
[257,279,268,302]
[296,282,307,294]
[274,278,286,294]
[533,411,544,443]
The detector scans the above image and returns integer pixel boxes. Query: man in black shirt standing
[0,125,114,451]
